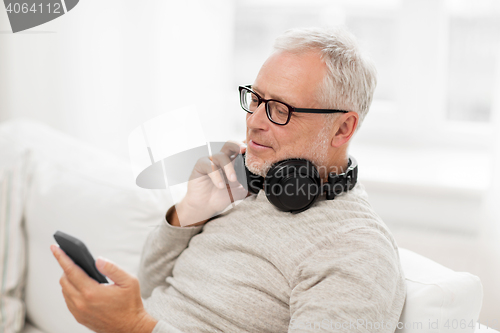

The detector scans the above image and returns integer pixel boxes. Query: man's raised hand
[172,140,248,227]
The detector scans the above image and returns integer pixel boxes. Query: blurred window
[233,0,500,145]
[447,13,500,122]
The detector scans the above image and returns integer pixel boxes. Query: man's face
[245,50,333,177]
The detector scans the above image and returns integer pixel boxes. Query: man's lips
[249,139,272,149]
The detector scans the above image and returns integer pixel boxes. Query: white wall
[2,0,499,244]
[483,40,500,248]
[1,0,499,322]
[0,0,235,159]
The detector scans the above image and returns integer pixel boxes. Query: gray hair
[273,26,377,130]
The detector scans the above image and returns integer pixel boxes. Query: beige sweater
[138,182,406,332]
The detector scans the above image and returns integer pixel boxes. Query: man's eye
[276,106,288,115]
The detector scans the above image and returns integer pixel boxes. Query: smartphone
[233,152,263,194]
[53,230,108,284]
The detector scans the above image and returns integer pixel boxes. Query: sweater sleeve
[150,319,186,333]
[138,205,204,299]
[288,227,406,333]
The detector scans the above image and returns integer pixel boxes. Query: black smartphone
[53,230,108,284]
[233,152,263,194]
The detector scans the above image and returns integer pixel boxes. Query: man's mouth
[249,140,272,149]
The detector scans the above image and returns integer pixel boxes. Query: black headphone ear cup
[264,159,321,213]
[233,153,263,194]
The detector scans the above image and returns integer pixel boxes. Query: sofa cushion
[0,127,31,333]
[396,248,483,333]
[3,119,171,333]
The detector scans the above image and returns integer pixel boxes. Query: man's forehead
[251,84,287,101]
[252,50,326,107]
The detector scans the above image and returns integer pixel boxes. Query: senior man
[51,26,406,333]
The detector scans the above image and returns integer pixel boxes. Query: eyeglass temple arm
[293,108,349,114]
[239,85,349,114]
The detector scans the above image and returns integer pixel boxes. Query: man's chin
[244,153,273,178]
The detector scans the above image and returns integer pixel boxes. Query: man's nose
[246,103,269,130]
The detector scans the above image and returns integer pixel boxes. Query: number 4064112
[5,2,62,14]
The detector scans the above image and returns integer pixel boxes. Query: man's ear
[331,112,359,148]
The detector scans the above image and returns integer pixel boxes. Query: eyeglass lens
[241,89,289,125]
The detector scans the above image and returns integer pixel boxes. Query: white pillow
[396,248,483,333]
[2,119,171,333]
[0,129,30,333]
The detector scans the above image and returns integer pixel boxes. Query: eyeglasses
[239,85,349,126]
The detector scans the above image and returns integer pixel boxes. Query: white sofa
[0,119,497,333]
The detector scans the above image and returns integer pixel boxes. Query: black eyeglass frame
[239,85,349,126]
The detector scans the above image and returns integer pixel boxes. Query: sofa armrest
[20,322,47,333]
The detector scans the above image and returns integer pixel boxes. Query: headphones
[233,153,358,214]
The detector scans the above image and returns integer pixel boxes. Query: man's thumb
[96,257,130,286]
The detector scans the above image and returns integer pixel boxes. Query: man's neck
[320,153,349,184]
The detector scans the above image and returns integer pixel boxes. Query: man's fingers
[220,141,242,158]
[220,140,247,161]
[203,154,236,189]
[193,140,247,189]
[241,140,247,154]
[211,152,237,183]
[207,159,226,189]
[60,273,80,299]
[61,284,79,315]
[51,244,97,292]
[230,184,249,201]
[195,157,225,189]
[95,257,131,287]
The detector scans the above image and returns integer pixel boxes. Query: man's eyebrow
[252,85,290,104]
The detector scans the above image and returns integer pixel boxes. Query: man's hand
[174,140,249,227]
[50,244,158,333]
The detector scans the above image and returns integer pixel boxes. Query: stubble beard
[245,153,273,177]
[245,123,331,178]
